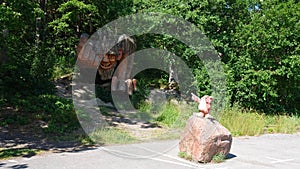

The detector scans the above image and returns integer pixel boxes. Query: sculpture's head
[99,50,117,70]
[206,96,213,104]
[116,34,136,57]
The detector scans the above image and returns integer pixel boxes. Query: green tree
[2,0,298,115]
[48,0,134,76]
[0,0,51,96]
[132,0,300,114]
[227,0,300,113]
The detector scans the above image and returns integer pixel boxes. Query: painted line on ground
[266,156,295,164]
[134,144,200,168]
[100,147,203,169]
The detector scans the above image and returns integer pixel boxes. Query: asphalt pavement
[1,133,300,169]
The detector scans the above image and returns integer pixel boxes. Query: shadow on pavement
[226,153,237,160]
[0,126,96,160]
[0,162,5,167]
[9,164,28,169]
[0,162,29,169]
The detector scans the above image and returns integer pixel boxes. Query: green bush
[45,99,79,134]
[225,1,300,114]
[10,94,80,134]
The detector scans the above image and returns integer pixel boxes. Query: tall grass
[264,115,300,134]
[219,108,265,136]
[87,100,300,145]
[156,102,181,127]
[52,56,75,79]
[155,101,194,128]
[220,106,300,136]
[143,102,300,137]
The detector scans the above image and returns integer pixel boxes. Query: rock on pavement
[179,114,232,163]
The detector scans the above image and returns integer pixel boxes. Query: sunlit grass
[264,114,300,134]
[219,106,300,136]
[0,148,41,159]
[75,100,300,146]
[90,128,138,145]
[156,102,181,127]
[139,101,300,137]
[219,107,265,136]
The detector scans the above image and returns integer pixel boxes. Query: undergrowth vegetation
[0,94,81,136]
[135,101,300,137]
[90,128,137,145]
[220,106,300,136]
[0,148,40,159]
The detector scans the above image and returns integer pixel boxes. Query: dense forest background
[0,0,299,115]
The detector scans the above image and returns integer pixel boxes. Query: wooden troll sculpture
[191,93,213,117]
[76,33,137,95]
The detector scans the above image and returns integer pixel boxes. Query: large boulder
[179,114,232,163]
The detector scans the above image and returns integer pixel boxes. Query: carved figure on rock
[179,115,232,163]
[179,93,232,163]
[191,93,213,117]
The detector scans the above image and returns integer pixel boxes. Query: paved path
[1,133,300,169]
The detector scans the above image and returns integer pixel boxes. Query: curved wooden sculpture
[76,33,137,95]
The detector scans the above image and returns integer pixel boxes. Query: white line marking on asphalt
[7,160,17,163]
[266,156,295,164]
[271,159,295,164]
[150,157,202,169]
[134,145,200,167]
[100,147,143,159]
[100,147,203,169]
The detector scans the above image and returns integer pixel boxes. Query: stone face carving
[179,115,232,163]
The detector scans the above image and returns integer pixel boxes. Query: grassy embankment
[135,101,300,136]
[91,100,300,145]
[1,93,299,159]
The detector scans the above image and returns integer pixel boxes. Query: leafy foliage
[226,0,300,113]
[0,0,299,126]
[132,0,300,114]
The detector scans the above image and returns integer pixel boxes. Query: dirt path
[55,73,179,141]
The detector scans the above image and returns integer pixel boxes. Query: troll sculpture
[76,33,137,95]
